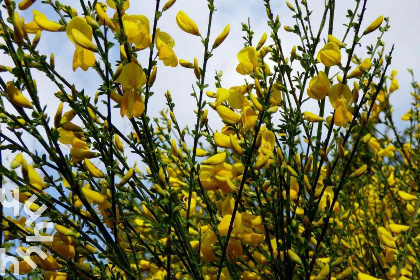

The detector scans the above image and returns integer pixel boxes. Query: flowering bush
[0,0,418,279]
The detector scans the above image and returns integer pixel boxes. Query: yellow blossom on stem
[348,58,373,78]
[303,111,324,122]
[329,83,353,127]
[6,82,33,108]
[307,71,330,100]
[328,34,345,48]
[363,15,384,35]
[106,0,129,10]
[155,29,178,67]
[242,106,258,130]
[122,14,151,50]
[176,11,200,36]
[317,42,341,67]
[216,105,242,124]
[66,17,96,71]
[70,138,100,162]
[117,62,147,118]
[236,46,258,75]
[33,10,64,32]
[358,272,381,280]
[212,24,230,49]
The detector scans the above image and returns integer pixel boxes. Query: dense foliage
[0,0,419,279]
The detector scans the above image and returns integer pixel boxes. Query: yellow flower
[214,132,232,148]
[70,138,100,162]
[28,165,46,191]
[241,212,262,227]
[242,106,258,131]
[199,228,217,262]
[288,249,302,265]
[228,85,251,109]
[6,82,33,108]
[368,137,381,152]
[349,164,367,178]
[120,90,145,119]
[25,21,42,33]
[390,78,399,93]
[176,11,200,36]
[117,62,147,90]
[363,15,384,35]
[329,84,352,109]
[328,83,353,127]
[348,58,372,78]
[10,260,34,275]
[44,272,67,280]
[155,29,178,67]
[95,3,115,30]
[377,145,396,158]
[159,46,178,67]
[334,105,353,127]
[202,152,226,165]
[72,47,96,71]
[18,0,36,10]
[52,237,75,258]
[66,17,96,71]
[304,111,324,122]
[106,0,129,10]
[156,28,175,50]
[82,187,107,203]
[216,105,242,124]
[307,71,330,100]
[33,10,64,32]
[260,130,275,153]
[358,272,381,280]
[236,46,258,75]
[388,224,409,234]
[317,264,330,280]
[162,0,176,11]
[317,42,341,67]
[398,191,417,201]
[212,24,230,49]
[122,14,151,50]
[319,186,334,211]
[214,88,230,107]
[328,34,345,48]
[227,238,243,262]
[270,84,283,106]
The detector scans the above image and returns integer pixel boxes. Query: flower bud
[194,57,200,79]
[256,33,267,50]
[212,24,230,49]
[85,15,100,29]
[18,0,36,10]
[13,12,24,45]
[31,31,41,49]
[284,26,294,32]
[50,53,55,70]
[148,65,157,87]
[363,15,383,35]
[286,1,295,11]
[176,11,200,36]
[162,0,176,11]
